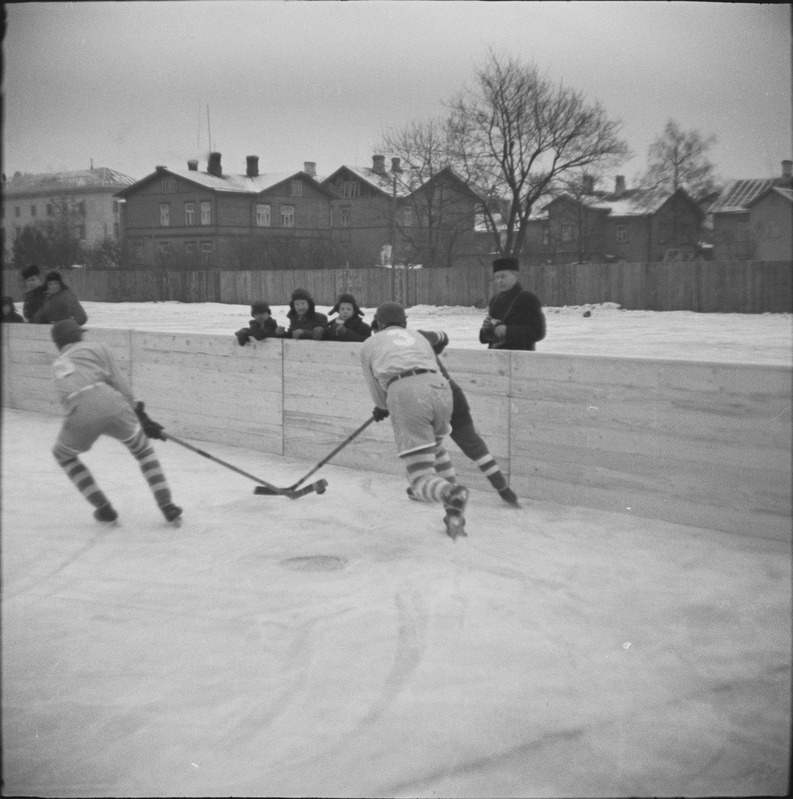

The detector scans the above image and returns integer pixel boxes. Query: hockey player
[360,301,469,539]
[49,319,182,525]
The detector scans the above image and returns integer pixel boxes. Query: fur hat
[291,288,312,303]
[51,319,84,349]
[45,270,66,287]
[21,264,41,280]
[288,288,316,318]
[251,301,271,316]
[493,256,519,272]
[374,301,407,329]
[329,292,364,317]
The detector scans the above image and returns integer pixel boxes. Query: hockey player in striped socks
[49,319,182,525]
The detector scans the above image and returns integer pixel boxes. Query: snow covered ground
[2,302,791,796]
[77,300,793,365]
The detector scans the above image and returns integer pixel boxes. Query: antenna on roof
[207,104,212,154]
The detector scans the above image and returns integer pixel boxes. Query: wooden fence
[3,259,791,313]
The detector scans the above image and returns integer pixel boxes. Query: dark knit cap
[251,301,271,316]
[374,301,407,329]
[22,264,41,280]
[51,319,84,349]
[493,256,519,272]
[291,288,312,302]
[330,292,364,317]
[45,270,66,286]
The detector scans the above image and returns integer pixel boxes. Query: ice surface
[2,408,790,797]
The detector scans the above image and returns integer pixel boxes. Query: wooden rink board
[2,326,790,541]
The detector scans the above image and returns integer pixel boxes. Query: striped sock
[473,453,508,491]
[52,443,109,509]
[402,447,454,503]
[124,426,172,508]
[433,442,457,483]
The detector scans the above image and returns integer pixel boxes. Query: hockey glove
[134,401,166,440]
[235,329,250,346]
[372,406,389,422]
[312,326,325,340]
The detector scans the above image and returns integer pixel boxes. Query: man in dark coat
[479,256,545,351]
[33,271,88,325]
[21,264,49,322]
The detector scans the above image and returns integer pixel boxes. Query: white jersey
[360,326,441,408]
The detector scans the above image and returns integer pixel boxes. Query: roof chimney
[391,157,402,174]
[614,175,626,197]
[246,155,259,178]
[155,165,167,173]
[207,152,222,177]
[187,159,199,171]
[372,154,386,175]
[780,159,792,185]
[304,161,317,177]
[582,174,595,194]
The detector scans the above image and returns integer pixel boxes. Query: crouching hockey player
[360,302,469,539]
[49,319,182,526]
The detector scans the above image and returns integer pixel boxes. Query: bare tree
[446,51,630,257]
[640,119,718,201]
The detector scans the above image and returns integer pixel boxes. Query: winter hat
[493,256,519,272]
[45,270,66,287]
[374,301,407,329]
[291,288,312,303]
[288,287,316,318]
[51,319,84,349]
[21,264,41,280]
[329,292,364,317]
[251,301,271,316]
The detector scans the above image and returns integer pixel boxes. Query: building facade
[746,186,793,261]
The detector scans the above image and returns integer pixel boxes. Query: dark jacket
[322,314,372,342]
[479,282,545,351]
[33,286,88,326]
[236,317,278,346]
[23,284,49,322]
[2,296,25,323]
[284,296,328,339]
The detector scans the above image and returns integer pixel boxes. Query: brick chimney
[246,155,259,178]
[304,161,317,177]
[391,157,402,174]
[155,165,167,173]
[614,175,626,197]
[779,159,792,186]
[187,159,199,171]
[207,152,222,177]
[372,155,386,175]
[582,174,595,194]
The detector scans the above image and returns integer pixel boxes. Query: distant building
[745,186,793,261]
[1,166,135,264]
[708,160,792,260]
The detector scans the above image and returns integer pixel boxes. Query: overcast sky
[4,1,791,186]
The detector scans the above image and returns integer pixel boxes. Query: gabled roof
[543,186,701,218]
[745,186,793,207]
[708,179,777,213]
[321,165,412,199]
[4,167,136,193]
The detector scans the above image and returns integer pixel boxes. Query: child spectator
[21,264,49,322]
[321,292,372,342]
[2,296,25,323]
[276,288,327,340]
[33,271,88,325]
[235,301,278,346]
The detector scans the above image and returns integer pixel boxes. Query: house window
[200,241,212,265]
[158,241,171,256]
[542,226,550,246]
[402,206,413,227]
[340,207,350,228]
[256,203,271,227]
[134,241,145,262]
[185,241,197,255]
[561,224,575,243]
[281,205,295,228]
[290,180,303,197]
[616,225,628,243]
[200,202,211,225]
[160,203,170,226]
[184,202,195,225]
[161,176,176,193]
[30,205,37,217]
[340,180,360,198]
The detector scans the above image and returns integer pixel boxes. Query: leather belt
[386,368,436,388]
[66,382,102,400]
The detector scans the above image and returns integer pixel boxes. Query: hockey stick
[163,433,327,499]
[254,416,375,495]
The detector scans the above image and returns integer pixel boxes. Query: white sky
[3,1,792,184]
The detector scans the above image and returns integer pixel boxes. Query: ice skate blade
[444,515,467,541]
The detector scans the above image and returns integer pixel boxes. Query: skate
[498,487,521,508]
[443,484,469,541]
[94,503,118,524]
[443,512,467,540]
[406,486,421,502]
[160,503,183,527]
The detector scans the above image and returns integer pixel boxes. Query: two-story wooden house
[745,185,793,261]
[115,153,336,270]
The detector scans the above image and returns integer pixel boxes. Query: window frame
[184,202,195,226]
[256,203,271,227]
[280,204,295,228]
[200,201,211,226]
[290,180,303,197]
[616,224,628,243]
[159,202,171,227]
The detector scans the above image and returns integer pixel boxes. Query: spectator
[33,271,88,326]
[21,264,49,322]
[320,292,372,342]
[2,296,25,323]
[48,319,181,525]
[360,301,469,540]
[479,256,545,351]
[276,288,327,340]
[235,301,279,346]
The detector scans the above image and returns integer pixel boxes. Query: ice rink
[2,407,790,797]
